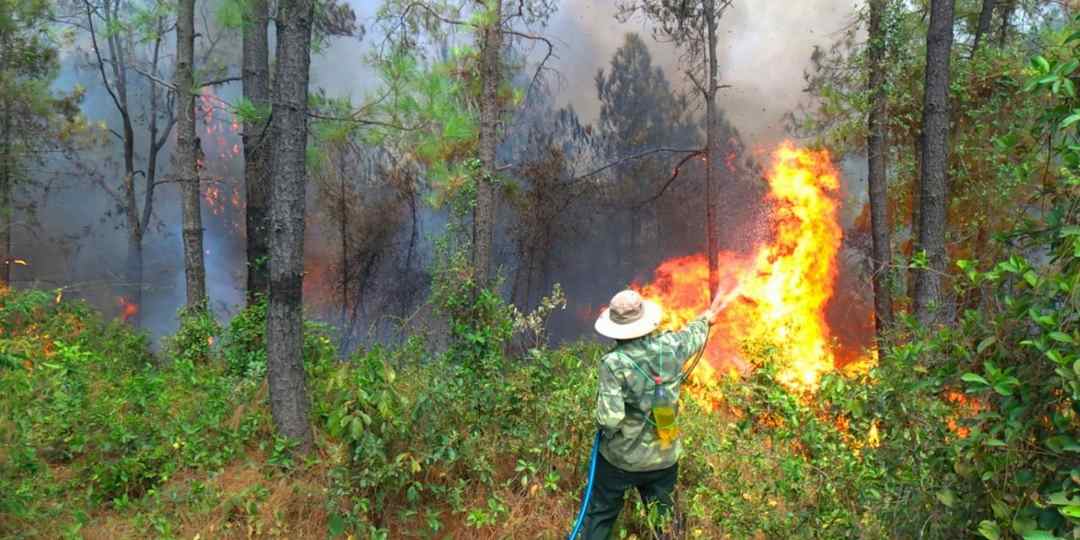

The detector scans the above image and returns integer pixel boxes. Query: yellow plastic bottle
[651,376,678,449]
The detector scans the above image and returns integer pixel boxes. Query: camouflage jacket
[595,316,710,472]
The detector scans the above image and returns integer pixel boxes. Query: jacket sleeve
[665,315,710,368]
[595,356,625,435]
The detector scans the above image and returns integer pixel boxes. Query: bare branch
[82,0,125,116]
[89,172,123,206]
[504,30,556,101]
[307,111,413,131]
[199,75,242,87]
[570,147,702,183]
[686,69,706,95]
[128,63,179,92]
[634,150,706,208]
[400,2,474,29]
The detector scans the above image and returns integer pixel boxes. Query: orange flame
[636,143,862,391]
[198,87,244,230]
[117,296,139,322]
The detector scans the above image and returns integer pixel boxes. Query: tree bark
[867,0,894,338]
[913,0,955,326]
[908,134,921,300]
[126,229,143,326]
[267,0,315,454]
[971,0,996,57]
[704,0,721,298]
[473,0,504,287]
[997,0,1014,48]
[243,0,271,302]
[0,100,11,288]
[176,0,206,310]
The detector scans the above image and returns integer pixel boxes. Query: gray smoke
[16,0,869,350]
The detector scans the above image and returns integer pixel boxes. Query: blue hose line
[568,430,602,540]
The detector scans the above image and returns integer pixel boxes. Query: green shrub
[163,304,221,366]
[0,289,267,537]
[222,296,337,379]
[223,296,269,378]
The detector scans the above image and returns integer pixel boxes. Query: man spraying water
[573,283,737,539]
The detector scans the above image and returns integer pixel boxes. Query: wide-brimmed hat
[595,290,663,340]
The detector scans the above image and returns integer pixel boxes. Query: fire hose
[567,322,714,539]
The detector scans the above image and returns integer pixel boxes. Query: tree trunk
[908,134,921,299]
[267,0,315,454]
[339,163,350,351]
[629,206,639,279]
[176,0,206,310]
[126,231,143,326]
[0,102,11,288]
[971,0,996,57]
[996,0,1014,48]
[473,0,504,287]
[243,0,271,302]
[867,0,894,337]
[704,0,720,299]
[913,0,955,326]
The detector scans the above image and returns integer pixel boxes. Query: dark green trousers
[581,453,678,540]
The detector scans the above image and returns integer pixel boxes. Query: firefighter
[583,287,730,539]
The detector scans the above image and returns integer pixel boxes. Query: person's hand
[705,280,740,324]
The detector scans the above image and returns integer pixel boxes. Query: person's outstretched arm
[662,283,740,367]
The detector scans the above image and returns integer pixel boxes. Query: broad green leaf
[992,499,1011,520]
[1048,491,1080,506]
[962,372,990,386]
[1049,332,1075,345]
[937,489,956,508]
[993,377,1020,396]
[1034,56,1051,73]
[977,337,997,354]
[978,520,1001,540]
[1024,270,1039,287]
[1062,505,1080,519]
[1061,113,1080,129]
[328,513,346,537]
[1021,531,1060,540]
[1013,515,1038,535]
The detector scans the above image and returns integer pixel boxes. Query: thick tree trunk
[867,0,894,337]
[176,0,206,310]
[971,0,996,57]
[473,0,503,287]
[267,0,315,454]
[704,0,720,298]
[338,168,350,350]
[913,0,955,325]
[243,0,271,302]
[0,104,11,288]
